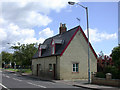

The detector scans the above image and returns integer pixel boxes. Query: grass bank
[5,68,32,73]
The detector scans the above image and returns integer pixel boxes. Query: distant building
[32,23,97,80]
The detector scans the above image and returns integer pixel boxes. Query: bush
[104,66,120,79]
[96,72,105,78]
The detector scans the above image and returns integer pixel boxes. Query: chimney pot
[59,23,67,34]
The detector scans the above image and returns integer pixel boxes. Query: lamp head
[68,1,75,5]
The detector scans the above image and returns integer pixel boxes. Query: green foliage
[5,68,32,73]
[96,72,105,78]
[111,46,120,68]
[20,69,32,73]
[11,43,38,66]
[5,68,19,72]
[1,51,13,64]
[96,66,120,79]
[104,66,120,79]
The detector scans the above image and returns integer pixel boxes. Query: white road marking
[13,78,22,82]
[5,76,10,78]
[13,74,17,75]
[27,82,47,88]
[0,83,10,90]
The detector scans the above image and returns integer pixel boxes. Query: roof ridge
[43,25,80,44]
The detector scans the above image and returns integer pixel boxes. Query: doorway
[53,64,56,79]
[37,64,39,76]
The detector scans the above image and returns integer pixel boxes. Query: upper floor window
[38,46,42,57]
[38,44,47,57]
[52,40,55,54]
[73,63,79,72]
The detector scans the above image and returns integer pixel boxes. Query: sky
[118,1,120,44]
[0,0,119,56]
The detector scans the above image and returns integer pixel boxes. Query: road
[1,69,90,89]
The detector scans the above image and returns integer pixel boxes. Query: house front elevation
[32,23,97,80]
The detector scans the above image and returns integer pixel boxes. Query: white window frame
[52,46,55,54]
[39,47,42,57]
[52,40,55,55]
[72,63,79,72]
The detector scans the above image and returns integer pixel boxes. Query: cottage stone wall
[32,56,60,79]
[32,29,97,80]
[59,30,97,80]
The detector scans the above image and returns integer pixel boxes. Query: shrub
[104,66,120,79]
[96,72,105,78]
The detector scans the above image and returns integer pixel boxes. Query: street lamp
[68,1,90,83]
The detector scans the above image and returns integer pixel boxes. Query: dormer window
[38,44,47,57]
[51,39,64,55]
[52,40,55,54]
[39,47,42,57]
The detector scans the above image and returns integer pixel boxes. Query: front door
[37,64,39,76]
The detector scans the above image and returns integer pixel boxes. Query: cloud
[1,0,79,28]
[39,27,54,39]
[84,28,117,43]
[0,23,54,52]
[0,23,36,44]
[1,0,79,52]
[1,3,52,28]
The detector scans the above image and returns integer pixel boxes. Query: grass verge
[4,68,32,73]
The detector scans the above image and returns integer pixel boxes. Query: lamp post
[68,1,90,83]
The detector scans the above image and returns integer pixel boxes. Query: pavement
[21,73,120,90]
[3,69,120,90]
[58,80,120,90]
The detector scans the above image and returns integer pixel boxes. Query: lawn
[5,68,32,73]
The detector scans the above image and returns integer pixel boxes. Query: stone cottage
[32,23,97,80]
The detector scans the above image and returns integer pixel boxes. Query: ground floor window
[73,63,79,72]
[49,64,52,71]
[39,64,42,71]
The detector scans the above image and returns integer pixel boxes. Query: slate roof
[32,26,79,59]
[32,25,97,59]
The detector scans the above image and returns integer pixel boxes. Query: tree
[97,51,113,72]
[1,51,13,64]
[111,46,120,69]
[11,43,38,68]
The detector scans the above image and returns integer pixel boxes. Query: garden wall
[91,73,120,87]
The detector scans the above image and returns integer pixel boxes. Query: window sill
[49,70,53,72]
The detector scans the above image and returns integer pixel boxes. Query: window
[49,64,52,71]
[52,47,55,54]
[39,64,42,71]
[39,47,41,57]
[52,40,55,54]
[73,63,79,72]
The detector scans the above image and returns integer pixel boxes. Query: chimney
[59,23,67,34]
